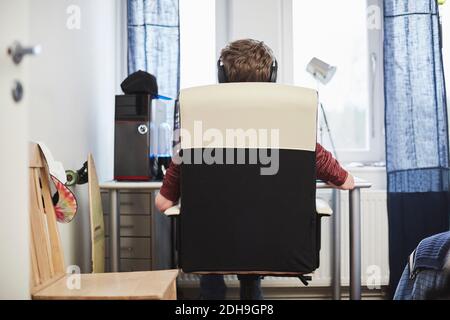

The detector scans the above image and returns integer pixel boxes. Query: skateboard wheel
[65,170,79,186]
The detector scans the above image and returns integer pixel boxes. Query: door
[0,0,31,299]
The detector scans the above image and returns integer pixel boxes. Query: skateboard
[59,154,105,272]
[46,160,88,224]
[36,142,78,223]
[87,154,106,273]
[50,176,78,223]
[50,161,89,223]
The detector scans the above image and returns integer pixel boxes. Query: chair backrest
[29,143,65,294]
[87,154,105,273]
[178,83,319,275]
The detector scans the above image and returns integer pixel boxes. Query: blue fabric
[394,232,450,300]
[384,0,450,296]
[127,0,180,100]
[384,0,449,191]
[394,264,449,300]
[414,231,450,271]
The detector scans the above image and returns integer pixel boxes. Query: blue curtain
[384,0,450,296]
[127,0,180,99]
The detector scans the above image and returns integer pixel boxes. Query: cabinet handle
[120,247,134,252]
[120,225,134,229]
[120,201,134,206]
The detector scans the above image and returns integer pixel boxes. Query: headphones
[217,58,278,83]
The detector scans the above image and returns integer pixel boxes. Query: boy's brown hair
[220,39,275,82]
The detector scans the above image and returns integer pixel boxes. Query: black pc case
[114,94,152,181]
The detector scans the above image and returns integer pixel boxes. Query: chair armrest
[163,201,331,216]
[163,205,180,216]
[316,198,332,216]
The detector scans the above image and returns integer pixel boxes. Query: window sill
[344,164,386,172]
[344,164,387,190]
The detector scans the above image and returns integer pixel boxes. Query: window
[292,0,385,163]
[179,0,217,89]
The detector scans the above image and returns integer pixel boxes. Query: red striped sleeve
[159,161,181,202]
[315,143,348,186]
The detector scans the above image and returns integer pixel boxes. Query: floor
[178,284,389,300]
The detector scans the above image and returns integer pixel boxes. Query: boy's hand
[155,192,175,212]
[328,173,355,190]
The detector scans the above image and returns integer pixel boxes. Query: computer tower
[114,94,152,181]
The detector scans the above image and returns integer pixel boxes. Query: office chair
[165,83,332,282]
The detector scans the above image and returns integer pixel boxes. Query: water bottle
[149,96,173,180]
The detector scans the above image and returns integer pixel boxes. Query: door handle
[7,41,41,65]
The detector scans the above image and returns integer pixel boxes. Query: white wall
[28,0,119,272]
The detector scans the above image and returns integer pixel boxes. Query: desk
[100,178,371,300]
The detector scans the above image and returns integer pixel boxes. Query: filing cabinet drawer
[104,215,151,237]
[119,237,151,259]
[120,259,152,272]
[105,237,151,259]
[101,192,151,215]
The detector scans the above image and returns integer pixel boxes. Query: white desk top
[100,181,163,190]
[317,177,372,189]
[100,177,371,190]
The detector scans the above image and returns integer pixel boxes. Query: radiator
[178,190,389,289]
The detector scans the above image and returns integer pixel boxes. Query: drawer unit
[104,215,151,237]
[101,190,172,272]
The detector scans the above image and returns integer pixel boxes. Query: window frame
[282,0,385,164]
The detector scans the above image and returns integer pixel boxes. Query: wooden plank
[33,270,179,300]
[163,280,177,300]
[30,234,40,287]
[29,143,44,168]
[29,146,65,293]
[30,273,65,296]
[29,169,52,284]
[32,168,44,213]
[40,163,65,274]
[88,154,105,273]
[36,169,56,277]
